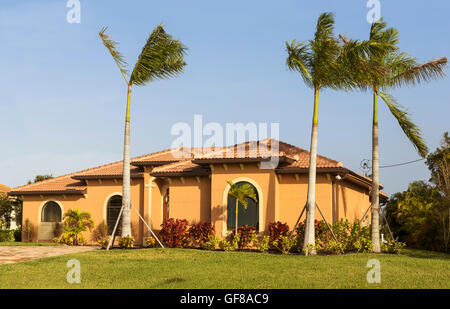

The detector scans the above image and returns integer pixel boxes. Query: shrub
[232,225,256,249]
[160,218,189,248]
[92,220,108,243]
[145,236,156,248]
[188,222,214,247]
[13,228,22,242]
[218,239,234,251]
[23,219,34,242]
[0,230,15,242]
[62,209,94,245]
[119,235,135,249]
[252,234,270,253]
[201,235,220,250]
[97,237,110,249]
[382,239,406,254]
[268,221,290,251]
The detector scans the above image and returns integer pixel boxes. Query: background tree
[384,132,450,252]
[227,181,258,235]
[27,174,53,184]
[99,25,187,237]
[345,19,447,252]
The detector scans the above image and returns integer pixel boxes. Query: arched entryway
[38,200,63,240]
[106,195,122,234]
[226,181,259,231]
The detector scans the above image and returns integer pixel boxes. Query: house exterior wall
[22,178,144,243]
[20,168,371,243]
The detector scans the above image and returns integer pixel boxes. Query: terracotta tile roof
[9,139,371,195]
[151,160,210,176]
[192,139,342,168]
[131,147,193,165]
[72,161,144,180]
[9,173,86,195]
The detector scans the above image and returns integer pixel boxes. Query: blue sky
[0,0,449,195]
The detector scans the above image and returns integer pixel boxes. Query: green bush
[201,235,220,250]
[145,236,156,248]
[0,230,15,242]
[382,239,406,254]
[119,235,135,249]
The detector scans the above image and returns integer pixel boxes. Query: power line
[379,158,425,168]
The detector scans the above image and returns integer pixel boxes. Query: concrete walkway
[0,246,98,264]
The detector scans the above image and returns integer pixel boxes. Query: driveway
[0,246,98,264]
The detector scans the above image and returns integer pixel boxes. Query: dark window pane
[107,195,122,234]
[42,201,62,222]
[227,182,259,230]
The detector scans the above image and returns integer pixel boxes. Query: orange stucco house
[10,139,384,243]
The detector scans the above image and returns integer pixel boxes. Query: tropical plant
[98,25,187,237]
[343,19,447,252]
[119,235,135,249]
[160,218,189,248]
[226,181,258,235]
[285,12,377,255]
[27,174,53,185]
[62,209,94,245]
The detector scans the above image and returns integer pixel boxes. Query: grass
[0,248,448,289]
[0,242,59,246]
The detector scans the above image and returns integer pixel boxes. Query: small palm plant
[344,19,447,252]
[62,209,94,245]
[227,181,258,235]
[98,25,187,237]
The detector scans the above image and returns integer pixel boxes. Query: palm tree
[285,12,374,255]
[345,19,447,252]
[63,209,94,245]
[99,25,187,237]
[227,181,258,235]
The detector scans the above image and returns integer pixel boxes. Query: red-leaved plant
[188,222,215,247]
[268,221,290,250]
[160,218,189,248]
[229,225,256,249]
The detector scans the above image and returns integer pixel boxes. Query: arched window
[107,195,122,234]
[227,181,259,231]
[41,201,62,222]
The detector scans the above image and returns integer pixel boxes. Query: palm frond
[379,91,428,157]
[98,26,129,84]
[389,57,447,88]
[285,40,313,88]
[130,24,187,86]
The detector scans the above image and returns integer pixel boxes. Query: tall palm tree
[285,12,375,255]
[345,19,447,252]
[227,181,258,235]
[99,25,187,237]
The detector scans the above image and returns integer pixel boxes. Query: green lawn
[0,248,448,289]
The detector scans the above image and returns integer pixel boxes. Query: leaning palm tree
[285,12,376,255]
[344,19,447,252]
[99,25,187,237]
[227,181,258,235]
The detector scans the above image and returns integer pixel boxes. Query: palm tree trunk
[303,87,319,256]
[235,199,238,235]
[371,90,381,253]
[121,84,132,237]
